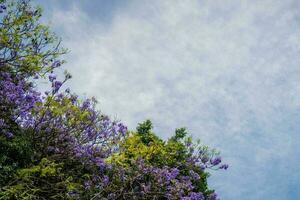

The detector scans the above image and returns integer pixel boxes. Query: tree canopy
[0,1,227,199]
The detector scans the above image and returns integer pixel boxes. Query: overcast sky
[35,0,300,199]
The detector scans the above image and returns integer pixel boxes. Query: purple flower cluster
[0,67,227,199]
[0,71,41,137]
[0,50,226,200]
[184,143,229,171]
[97,158,211,199]
[181,192,205,200]
[0,1,228,198]
[0,4,6,13]
[1,59,128,198]
[32,79,127,162]
[208,192,219,200]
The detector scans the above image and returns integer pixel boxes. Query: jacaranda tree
[0,0,227,199]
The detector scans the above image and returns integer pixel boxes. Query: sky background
[35,0,300,199]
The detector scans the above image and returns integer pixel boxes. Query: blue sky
[35,0,300,199]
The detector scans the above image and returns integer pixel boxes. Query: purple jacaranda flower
[0,119,6,127]
[102,175,109,185]
[70,94,78,104]
[118,123,127,135]
[0,5,6,13]
[201,156,209,163]
[25,94,34,101]
[208,192,218,200]
[48,73,56,82]
[170,168,180,179]
[210,157,222,166]
[189,170,200,180]
[181,192,204,200]
[53,80,62,93]
[81,99,91,109]
[52,60,61,68]
[200,165,206,170]
[5,131,14,138]
[219,164,229,170]
[93,157,106,170]
[45,127,52,134]
[84,180,92,190]
[108,193,116,200]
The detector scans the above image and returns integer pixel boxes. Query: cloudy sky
[35,0,300,199]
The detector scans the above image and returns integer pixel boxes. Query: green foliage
[109,120,211,194]
[0,0,66,76]
[0,130,34,186]
[136,119,152,135]
[0,1,226,199]
[136,119,160,145]
[0,158,82,199]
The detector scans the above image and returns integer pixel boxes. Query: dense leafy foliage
[107,120,228,199]
[0,1,227,199]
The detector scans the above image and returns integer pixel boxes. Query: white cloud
[46,0,300,199]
